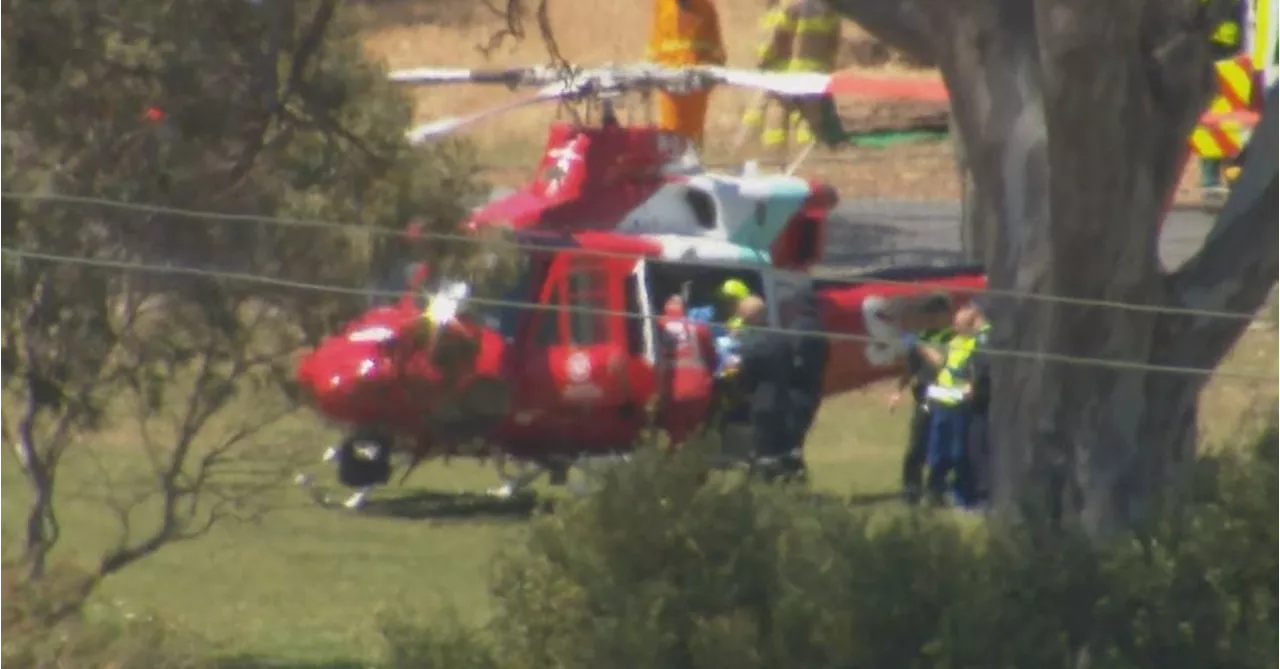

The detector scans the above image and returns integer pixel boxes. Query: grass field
[353,0,1212,204]
[2,329,1275,666]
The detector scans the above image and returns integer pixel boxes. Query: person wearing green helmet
[687,277,753,370]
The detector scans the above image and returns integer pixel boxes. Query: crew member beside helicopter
[657,294,719,447]
[686,278,751,377]
[733,295,804,481]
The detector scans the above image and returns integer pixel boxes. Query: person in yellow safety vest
[904,302,984,509]
[1200,0,1247,190]
[646,0,727,147]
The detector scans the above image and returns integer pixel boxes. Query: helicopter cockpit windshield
[367,256,538,341]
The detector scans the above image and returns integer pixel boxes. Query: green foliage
[2,562,209,669]
[378,604,500,669]
[381,428,1278,669]
[1,0,487,592]
[3,0,483,333]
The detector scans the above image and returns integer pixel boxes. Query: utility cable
[1,191,1261,322]
[4,247,1275,383]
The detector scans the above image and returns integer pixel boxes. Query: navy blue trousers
[925,403,974,507]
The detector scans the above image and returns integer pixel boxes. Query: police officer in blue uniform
[964,300,993,506]
[888,293,955,503]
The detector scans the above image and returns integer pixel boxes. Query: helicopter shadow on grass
[209,657,368,669]
[349,487,552,523]
[354,486,906,522]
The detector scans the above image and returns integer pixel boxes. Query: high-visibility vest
[928,333,978,406]
[660,317,714,401]
[909,327,955,392]
[646,0,727,66]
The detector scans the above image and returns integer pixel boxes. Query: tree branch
[281,0,337,104]
[1160,88,1279,368]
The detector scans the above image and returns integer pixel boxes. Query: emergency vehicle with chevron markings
[293,227,986,510]
[1188,0,1277,191]
[387,63,853,271]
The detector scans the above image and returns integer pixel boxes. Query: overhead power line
[1,191,1260,322]
[3,247,1275,383]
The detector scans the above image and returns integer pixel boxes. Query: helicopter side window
[566,265,609,345]
[684,189,717,231]
[534,280,563,347]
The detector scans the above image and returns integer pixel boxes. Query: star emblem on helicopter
[544,136,586,196]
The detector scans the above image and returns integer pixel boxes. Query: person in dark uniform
[964,300,993,506]
[733,295,799,482]
[786,286,830,481]
[887,293,956,503]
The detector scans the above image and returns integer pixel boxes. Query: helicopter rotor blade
[388,67,533,86]
[404,80,585,144]
[699,66,834,98]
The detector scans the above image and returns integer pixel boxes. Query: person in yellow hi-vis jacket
[646,0,727,147]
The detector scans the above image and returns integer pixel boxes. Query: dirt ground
[356,1,1211,207]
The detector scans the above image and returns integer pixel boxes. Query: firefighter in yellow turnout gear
[738,0,844,163]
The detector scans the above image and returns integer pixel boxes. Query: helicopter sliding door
[510,251,646,452]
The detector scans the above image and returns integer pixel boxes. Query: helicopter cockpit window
[368,260,425,309]
[684,189,717,230]
[406,258,537,341]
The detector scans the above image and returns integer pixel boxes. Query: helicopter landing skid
[296,445,651,513]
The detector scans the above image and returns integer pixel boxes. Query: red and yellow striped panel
[1188,55,1257,159]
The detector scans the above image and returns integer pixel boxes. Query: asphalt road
[819,200,1217,272]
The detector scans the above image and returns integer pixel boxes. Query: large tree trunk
[950,112,992,263]
[831,0,1279,536]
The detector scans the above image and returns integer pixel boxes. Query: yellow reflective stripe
[761,8,791,29]
[795,15,840,33]
[742,107,764,125]
[652,38,723,53]
[1190,127,1229,158]
[1205,95,1234,113]
[786,58,834,72]
[1216,57,1254,106]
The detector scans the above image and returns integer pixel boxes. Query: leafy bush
[381,426,1278,669]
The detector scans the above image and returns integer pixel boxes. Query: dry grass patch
[356,1,1210,206]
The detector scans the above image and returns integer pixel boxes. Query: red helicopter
[388,63,848,271]
[294,226,986,509]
